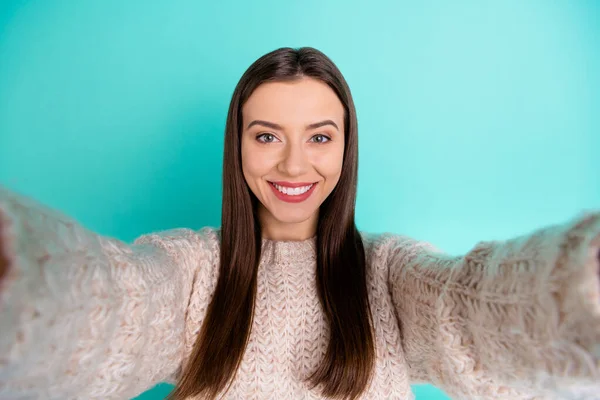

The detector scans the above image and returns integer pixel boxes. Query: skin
[241,77,346,241]
[1,79,600,286]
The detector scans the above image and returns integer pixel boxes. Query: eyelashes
[255,133,277,143]
[255,133,332,144]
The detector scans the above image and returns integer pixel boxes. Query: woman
[0,47,599,400]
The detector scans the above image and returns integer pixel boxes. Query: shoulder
[132,226,221,267]
[359,230,417,256]
[359,230,442,267]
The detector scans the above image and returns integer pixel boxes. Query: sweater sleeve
[388,211,600,399]
[0,186,218,400]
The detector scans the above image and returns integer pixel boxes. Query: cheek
[243,142,281,177]
[241,141,262,177]
[241,146,279,197]
[312,148,344,180]
[241,142,260,193]
[243,154,271,179]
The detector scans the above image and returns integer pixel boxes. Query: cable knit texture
[0,186,599,400]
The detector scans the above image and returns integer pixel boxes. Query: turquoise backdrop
[1,1,599,399]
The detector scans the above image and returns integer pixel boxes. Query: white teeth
[272,183,314,196]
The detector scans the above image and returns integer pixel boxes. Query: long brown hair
[167,47,374,400]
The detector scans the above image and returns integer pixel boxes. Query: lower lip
[268,182,317,203]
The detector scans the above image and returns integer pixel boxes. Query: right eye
[256,133,279,143]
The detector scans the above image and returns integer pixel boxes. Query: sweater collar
[260,235,317,265]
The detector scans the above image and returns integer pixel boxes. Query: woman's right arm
[0,186,219,400]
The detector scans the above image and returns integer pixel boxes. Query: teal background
[1,0,599,399]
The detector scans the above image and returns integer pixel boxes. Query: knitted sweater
[0,186,599,400]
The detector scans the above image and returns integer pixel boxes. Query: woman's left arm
[388,211,600,399]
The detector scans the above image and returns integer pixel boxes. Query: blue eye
[311,134,331,144]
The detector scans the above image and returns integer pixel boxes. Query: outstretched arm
[0,187,218,400]
[388,212,600,399]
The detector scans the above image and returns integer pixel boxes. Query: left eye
[311,134,331,143]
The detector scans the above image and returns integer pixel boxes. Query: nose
[277,141,310,177]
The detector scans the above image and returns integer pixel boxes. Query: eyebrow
[246,119,339,131]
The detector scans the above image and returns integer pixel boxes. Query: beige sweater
[0,186,599,400]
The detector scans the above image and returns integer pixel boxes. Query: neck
[259,206,318,241]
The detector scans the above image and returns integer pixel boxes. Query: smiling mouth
[267,181,318,203]
[268,181,316,195]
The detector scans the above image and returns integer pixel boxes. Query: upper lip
[269,181,316,188]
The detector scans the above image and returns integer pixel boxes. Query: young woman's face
[241,77,345,238]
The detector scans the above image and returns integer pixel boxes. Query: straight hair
[167,47,375,400]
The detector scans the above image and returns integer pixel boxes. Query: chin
[270,208,317,225]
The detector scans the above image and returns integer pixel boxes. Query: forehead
[242,77,344,126]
